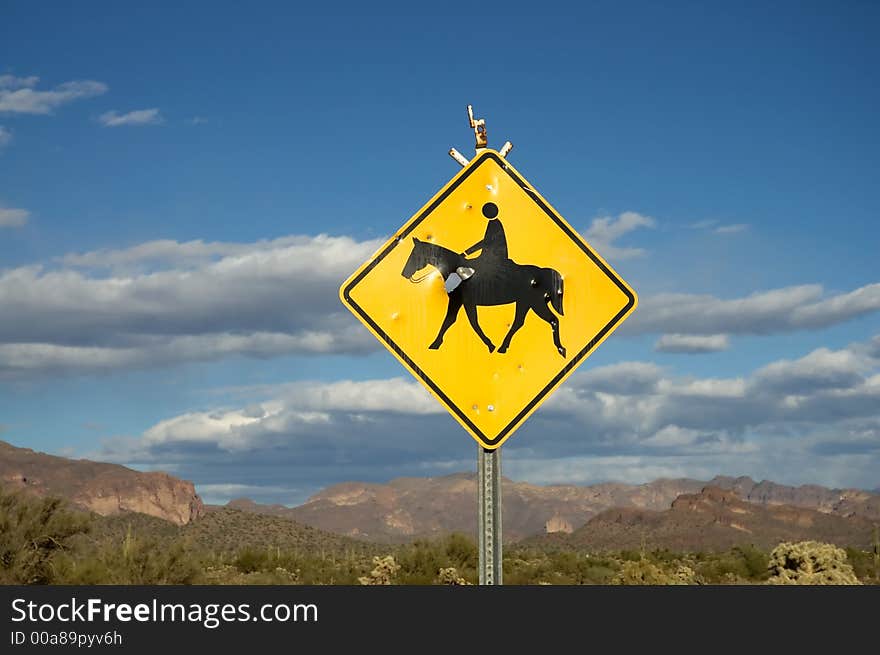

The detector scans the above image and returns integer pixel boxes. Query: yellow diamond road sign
[340,149,637,449]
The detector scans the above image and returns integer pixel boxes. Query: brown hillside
[182,508,381,555]
[0,440,203,525]
[232,473,709,542]
[533,486,877,552]
[231,473,880,543]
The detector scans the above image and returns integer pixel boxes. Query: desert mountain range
[2,440,877,548]
[226,472,880,543]
[525,485,878,551]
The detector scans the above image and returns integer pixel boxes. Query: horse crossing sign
[340,149,637,449]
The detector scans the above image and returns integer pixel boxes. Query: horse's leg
[498,301,530,354]
[429,292,463,350]
[532,299,566,357]
[463,301,495,353]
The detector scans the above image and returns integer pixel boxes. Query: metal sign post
[478,446,502,585]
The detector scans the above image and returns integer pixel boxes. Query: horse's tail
[549,269,564,316]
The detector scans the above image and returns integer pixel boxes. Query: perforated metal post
[478,446,502,585]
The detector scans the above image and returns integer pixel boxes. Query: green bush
[0,487,91,584]
[55,526,201,585]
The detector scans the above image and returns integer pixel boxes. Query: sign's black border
[342,151,636,447]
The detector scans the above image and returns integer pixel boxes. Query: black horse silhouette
[401,237,566,357]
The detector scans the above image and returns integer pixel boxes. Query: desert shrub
[611,558,678,585]
[444,533,478,570]
[609,557,698,585]
[767,541,861,585]
[734,544,770,580]
[436,567,471,585]
[394,540,447,584]
[55,526,201,584]
[358,555,400,585]
[501,549,621,585]
[0,487,91,584]
[234,547,270,574]
[394,534,478,584]
[208,546,364,584]
[844,547,879,584]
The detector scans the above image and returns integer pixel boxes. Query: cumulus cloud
[0,207,29,228]
[625,283,880,336]
[584,211,655,260]
[752,347,869,395]
[99,108,163,127]
[5,230,880,377]
[59,236,325,270]
[0,234,384,377]
[0,77,107,114]
[655,333,730,353]
[0,330,370,375]
[100,336,880,502]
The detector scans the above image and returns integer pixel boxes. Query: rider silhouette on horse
[446,202,508,293]
[401,200,566,357]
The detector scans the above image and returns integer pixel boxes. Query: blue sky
[2,2,879,504]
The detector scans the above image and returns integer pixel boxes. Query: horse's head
[401,237,427,280]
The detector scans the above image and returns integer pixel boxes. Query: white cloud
[283,378,443,415]
[102,336,880,494]
[59,236,329,270]
[0,75,39,89]
[0,126,11,149]
[0,330,370,375]
[197,483,304,505]
[657,377,747,398]
[6,232,880,378]
[752,347,868,395]
[574,361,665,395]
[626,283,880,336]
[792,283,880,328]
[99,108,163,127]
[0,207,29,228]
[0,77,107,114]
[655,333,730,353]
[689,219,748,234]
[0,234,384,377]
[584,211,655,260]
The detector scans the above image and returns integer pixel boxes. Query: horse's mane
[415,238,458,262]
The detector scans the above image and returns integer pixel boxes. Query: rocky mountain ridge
[227,472,880,542]
[0,440,203,525]
[525,485,877,551]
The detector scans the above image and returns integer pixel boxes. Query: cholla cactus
[767,541,861,585]
[611,559,676,585]
[436,567,472,585]
[671,564,698,585]
[358,555,400,585]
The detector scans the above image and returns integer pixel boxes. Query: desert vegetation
[1,486,876,585]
